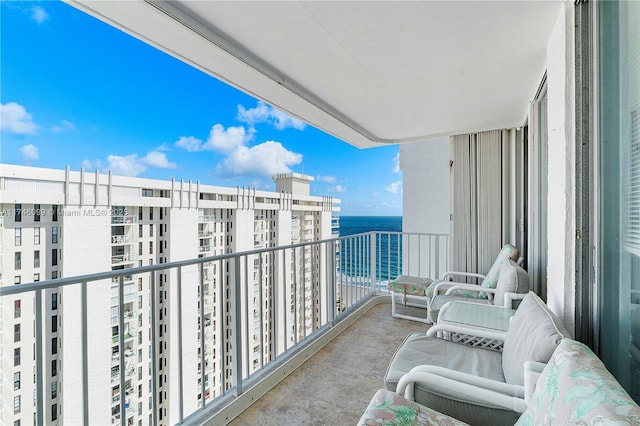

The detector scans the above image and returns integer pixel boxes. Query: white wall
[400,138,451,235]
[545,2,576,331]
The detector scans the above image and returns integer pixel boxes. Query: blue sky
[1,1,402,216]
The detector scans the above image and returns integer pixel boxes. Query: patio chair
[428,257,529,323]
[389,243,519,323]
[384,292,571,426]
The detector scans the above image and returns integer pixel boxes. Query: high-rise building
[0,164,339,425]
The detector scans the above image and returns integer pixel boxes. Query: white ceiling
[67,1,562,149]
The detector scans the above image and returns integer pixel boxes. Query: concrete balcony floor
[230,301,429,425]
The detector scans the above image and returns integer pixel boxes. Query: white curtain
[450,129,522,281]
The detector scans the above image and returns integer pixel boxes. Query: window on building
[15,228,21,246]
[14,252,21,270]
[51,271,58,280]
[51,359,57,376]
[149,241,153,254]
[160,208,163,220]
[51,403,57,421]
[52,293,58,310]
[52,205,59,221]
[139,242,143,256]
[14,372,20,390]
[139,224,143,236]
[51,249,58,266]
[52,315,58,333]
[150,224,153,237]
[159,225,163,236]
[14,395,20,414]
[15,204,22,222]
[52,226,58,244]
[141,188,153,197]
[14,324,20,342]
[34,227,40,245]
[51,381,57,399]
[33,273,40,282]
[138,208,143,221]
[14,300,21,318]
[14,348,20,366]
[14,276,21,285]
[34,250,40,268]
[149,208,153,221]
[34,204,41,222]
[52,337,57,355]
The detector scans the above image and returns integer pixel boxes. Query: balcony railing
[0,231,448,425]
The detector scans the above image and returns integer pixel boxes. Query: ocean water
[338,215,402,236]
[337,216,402,281]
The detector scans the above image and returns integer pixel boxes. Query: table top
[439,301,516,331]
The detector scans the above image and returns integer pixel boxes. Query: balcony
[230,302,426,424]
[0,231,448,425]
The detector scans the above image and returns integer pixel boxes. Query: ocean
[338,215,402,236]
[337,216,403,281]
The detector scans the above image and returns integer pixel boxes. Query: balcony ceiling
[68,1,562,148]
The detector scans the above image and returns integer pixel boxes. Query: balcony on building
[2,0,638,425]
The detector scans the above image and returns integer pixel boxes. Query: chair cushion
[502,292,571,385]
[493,258,530,307]
[515,339,640,425]
[389,275,433,296]
[358,389,469,426]
[480,244,520,290]
[385,332,505,393]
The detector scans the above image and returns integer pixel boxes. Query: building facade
[0,165,339,425]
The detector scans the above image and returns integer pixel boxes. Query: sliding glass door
[598,0,639,402]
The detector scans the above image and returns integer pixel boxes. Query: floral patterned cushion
[480,244,520,290]
[431,244,520,300]
[358,389,469,426]
[515,339,640,426]
[389,275,433,297]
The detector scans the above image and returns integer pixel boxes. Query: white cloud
[20,144,39,164]
[141,151,176,169]
[328,185,346,193]
[204,124,247,154]
[51,119,75,133]
[31,6,48,24]
[107,154,147,177]
[82,158,104,170]
[317,175,337,183]
[82,150,176,177]
[1,102,38,134]
[216,141,302,178]
[175,136,204,152]
[385,180,403,194]
[393,152,401,173]
[175,124,248,155]
[237,101,305,131]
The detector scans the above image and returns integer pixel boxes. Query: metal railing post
[82,282,89,424]
[118,275,126,426]
[150,271,158,424]
[35,289,44,426]
[199,265,206,406]
[177,266,184,421]
[230,256,243,395]
[370,232,377,295]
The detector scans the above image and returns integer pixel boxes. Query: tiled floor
[230,302,430,425]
